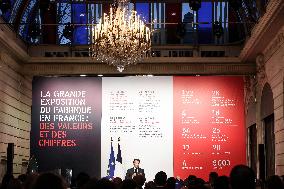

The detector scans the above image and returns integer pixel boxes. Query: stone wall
[245,26,284,177]
[0,52,32,178]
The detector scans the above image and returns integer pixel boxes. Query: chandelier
[91,0,152,72]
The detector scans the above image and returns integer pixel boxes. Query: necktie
[135,168,138,174]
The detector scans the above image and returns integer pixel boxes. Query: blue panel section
[198,2,212,44]
[136,3,149,23]
[72,3,88,45]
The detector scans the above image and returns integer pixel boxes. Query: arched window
[0,0,267,45]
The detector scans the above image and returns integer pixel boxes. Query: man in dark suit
[125,159,145,180]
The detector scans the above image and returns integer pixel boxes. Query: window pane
[57,2,71,44]
[19,0,37,39]
[72,3,88,45]
[198,2,212,44]
[136,3,150,23]
[10,0,24,22]
[182,3,195,44]
[0,0,17,22]
[214,2,228,43]
[88,3,102,44]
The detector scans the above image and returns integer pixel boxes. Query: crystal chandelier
[91,0,152,72]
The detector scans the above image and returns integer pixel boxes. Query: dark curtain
[264,114,275,178]
[249,124,257,174]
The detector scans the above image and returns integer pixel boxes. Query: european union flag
[107,139,115,179]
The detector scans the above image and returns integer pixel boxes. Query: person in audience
[0,174,14,189]
[213,176,229,189]
[95,178,116,189]
[23,174,38,189]
[265,175,284,189]
[185,175,197,187]
[133,175,146,189]
[32,172,66,189]
[74,172,90,189]
[175,177,184,189]
[230,165,256,189]
[3,166,278,189]
[81,177,98,189]
[154,171,167,188]
[113,177,123,189]
[145,181,156,189]
[208,172,218,189]
[166,177,176,189]
[121,179,138,189]
[17,175,27,185]
[125,159,145,180]
[6,179,22,189]
[191,178,206,189]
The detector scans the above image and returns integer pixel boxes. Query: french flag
[114,137,125,179]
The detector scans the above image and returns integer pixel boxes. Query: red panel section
[173,76,246,181]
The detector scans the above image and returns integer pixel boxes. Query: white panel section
[101,76,173,181]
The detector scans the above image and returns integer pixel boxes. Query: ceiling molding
[0,18,29,63]
[239,0,284,62]
[263,26,284,62]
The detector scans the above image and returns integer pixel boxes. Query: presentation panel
[173,76,246,179]
[31,77,102,177]
[101,77,173,181]
[31,76,246,180]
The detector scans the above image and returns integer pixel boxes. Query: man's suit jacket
[125,167,145,179]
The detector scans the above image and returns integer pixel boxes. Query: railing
[28,43,242,58]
